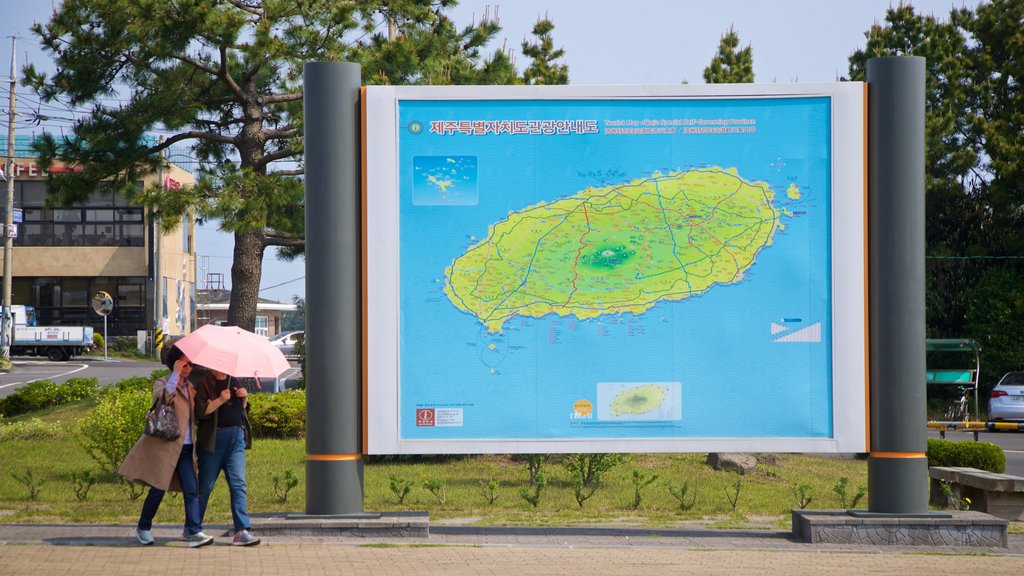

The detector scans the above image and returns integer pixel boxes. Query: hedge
[927,438,1006,473]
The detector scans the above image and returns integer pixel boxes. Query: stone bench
[928,466,1024,521]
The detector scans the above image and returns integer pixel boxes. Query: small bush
[11,468,46,500]
[272,469,300,503]
[388,474,413,504]
[0,417,64,440]
[927,438,1005,473]
[103,375,155,397]
[71,470,99,501]
[57,378,99,403]
[93,332,106,350]
[0,380,58,417]
[77,386,150,475]
[0,377,98,417]
[110,336,146,355]
[248,390,306,438]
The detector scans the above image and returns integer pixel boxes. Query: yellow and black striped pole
[154,327,163,359]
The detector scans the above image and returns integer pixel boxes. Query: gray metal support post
[866,56,928,514]
[303,62,364,515]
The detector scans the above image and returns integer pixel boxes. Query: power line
[260,275,304,292]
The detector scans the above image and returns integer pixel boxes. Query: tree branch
[172,53,220,76]
[262,92,304,104]
[270,169,304,176]
[219,45,247,101]
[259,147,300,166]
[227,0,262,16]
[263,229,305,249]
[143,130,235,156]
[264,127,299,140]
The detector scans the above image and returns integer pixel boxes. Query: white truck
[3,305,94,361]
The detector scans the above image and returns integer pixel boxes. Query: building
[1,135,196,341]
[196,280,296,337]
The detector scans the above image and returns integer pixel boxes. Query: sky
[4,0,977,302]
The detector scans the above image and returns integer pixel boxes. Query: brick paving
[0,522,1021,575]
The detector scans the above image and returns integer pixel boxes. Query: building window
[17,276,150,337]
[12,181,145,247]
[255,315,269,337]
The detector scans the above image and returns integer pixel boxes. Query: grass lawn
[0,398,873,528]
[4,381,1021,534]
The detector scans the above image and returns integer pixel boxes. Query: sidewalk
[0,522,1022,575]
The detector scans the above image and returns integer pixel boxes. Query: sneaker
[232,529,261,546]
[187,531,214,548]
[136,528,154,545]
[181,529,189,541]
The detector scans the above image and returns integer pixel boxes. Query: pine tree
[23,0,567,330]
[521,17,569,85]
[702,26,753,83]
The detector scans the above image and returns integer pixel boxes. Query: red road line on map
[566,203,592,304]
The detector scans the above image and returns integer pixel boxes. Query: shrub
[93,332,105,350]
[111,336,145,355]
[0,417,64,440]
[57,377,98,403]
[927,438,1005,473]
[77,386,151,475]
[0,377,98,417]
[0,380,59,416]
[103,375,156,397]
[248,390,306,438]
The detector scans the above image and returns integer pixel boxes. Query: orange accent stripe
[308,454,362,461]
[870,451,926,459]
[863,82,871,454]
[360,85,369,456]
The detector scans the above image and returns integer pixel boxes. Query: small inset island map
[597,382,682,421]
[444,167,783,333]
[412,155,478,205]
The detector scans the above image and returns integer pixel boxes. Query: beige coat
[118,376,197,492]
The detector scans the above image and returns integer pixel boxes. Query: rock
[706,452,758,475]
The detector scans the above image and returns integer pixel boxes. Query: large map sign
[365,84,866,454]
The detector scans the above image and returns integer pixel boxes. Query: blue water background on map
[397,98,833,440]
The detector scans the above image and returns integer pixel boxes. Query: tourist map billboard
[365,84,866,454]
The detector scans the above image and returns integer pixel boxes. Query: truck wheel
[47,348,66,361]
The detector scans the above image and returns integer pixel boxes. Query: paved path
[0,523,1021,575]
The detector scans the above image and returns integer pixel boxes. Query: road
[0,357,303,398]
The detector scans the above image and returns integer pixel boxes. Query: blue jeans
[138,443,202,535]
[197,427,250,532]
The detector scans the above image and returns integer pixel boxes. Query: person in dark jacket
[193,367,260,546]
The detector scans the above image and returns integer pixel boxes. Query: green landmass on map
[610,384,668,416]
[443,166,784,333]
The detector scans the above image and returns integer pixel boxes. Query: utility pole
[2,36,17,360]
[153,138,164,358]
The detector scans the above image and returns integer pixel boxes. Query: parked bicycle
[942,384,971,422]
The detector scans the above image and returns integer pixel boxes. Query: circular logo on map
[573,399,593,417]
[407,120,424,135]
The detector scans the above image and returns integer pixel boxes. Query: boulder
[706,452,758,475]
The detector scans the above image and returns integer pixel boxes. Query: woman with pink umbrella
[175,324,290,547]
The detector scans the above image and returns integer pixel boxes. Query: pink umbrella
[174,324,290,379]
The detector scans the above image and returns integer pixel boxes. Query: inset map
[412,155,478,205]
[596,382,681,421]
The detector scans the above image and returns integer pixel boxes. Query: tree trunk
[227,230,265,331]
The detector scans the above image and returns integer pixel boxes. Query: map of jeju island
[443,166,787,333]
[609,384,669,416]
